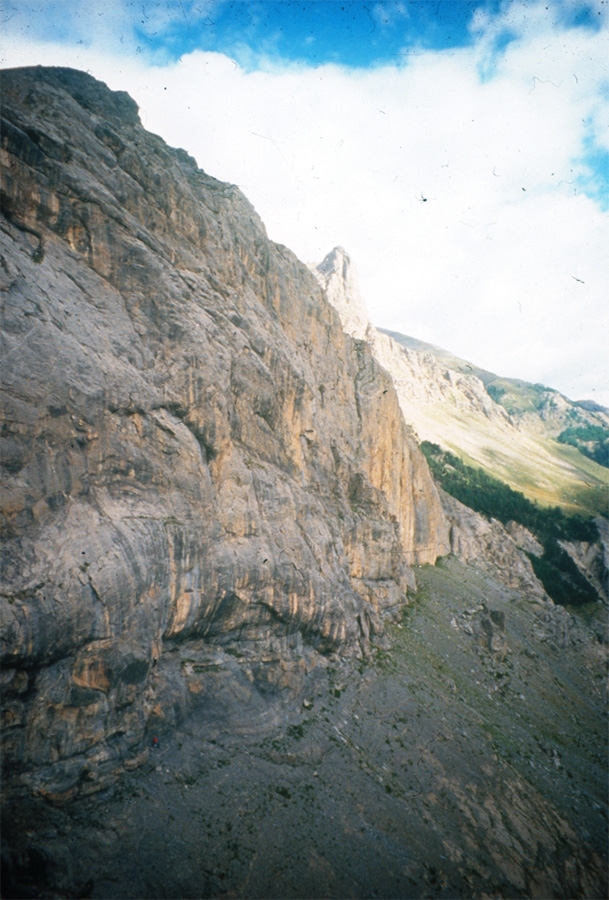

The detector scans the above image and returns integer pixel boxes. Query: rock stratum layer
[0,67,450,799]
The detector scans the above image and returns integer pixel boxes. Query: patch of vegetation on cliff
[558,425,609,469]
[420,441,599,607]
[484,379,551,415]
[485,383,506,404]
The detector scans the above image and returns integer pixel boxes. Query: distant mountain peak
[317,255,609,517]
[316,245,350,276]
[311,247,370,340]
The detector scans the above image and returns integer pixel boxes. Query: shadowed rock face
[0,66,449,799]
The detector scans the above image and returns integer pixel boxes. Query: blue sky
[2,0,609,405]
[3,1,606,66]
[137,1,498,66]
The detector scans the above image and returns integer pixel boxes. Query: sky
[2,0,609,406]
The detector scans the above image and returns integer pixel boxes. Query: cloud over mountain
[2,0,608,403]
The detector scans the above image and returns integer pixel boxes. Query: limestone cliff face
[0,67,449,799]
[312,249,550,604]
[313,247,370,341]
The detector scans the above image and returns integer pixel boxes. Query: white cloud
[2,1,608,405]
[0,0,221,55]
[371,3,409,29]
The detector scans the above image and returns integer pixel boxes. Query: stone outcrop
[559,517,609,606]
[439,491,550,604]
[505,520,544,557]
[313,246,370,341]
[0,66,450,800]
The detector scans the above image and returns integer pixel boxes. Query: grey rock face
[505,520,544,557]
[439,490,550,604]
[0,66,449,799]
[558,518,609,606]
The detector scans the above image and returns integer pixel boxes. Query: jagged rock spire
[313,246,371,340]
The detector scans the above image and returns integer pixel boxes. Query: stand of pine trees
[420,442,599,607]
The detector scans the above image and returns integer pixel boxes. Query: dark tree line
[420,442,599,607]
[558,425,609,469]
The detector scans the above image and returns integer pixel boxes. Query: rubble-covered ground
[3,557,607,899]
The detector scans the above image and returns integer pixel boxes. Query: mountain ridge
[1,64,450,802]
[379,327,609,415]
[1,67,607,900]
[313,248,609,518]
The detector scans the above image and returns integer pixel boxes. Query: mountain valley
[1,66,607,899]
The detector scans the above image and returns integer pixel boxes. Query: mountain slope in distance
[381,328,609,420]
[315,250,609,519]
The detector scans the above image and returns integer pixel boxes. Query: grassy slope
[380,330,609,518]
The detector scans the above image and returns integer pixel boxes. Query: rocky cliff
[313,249,608,618]
[0,66,450,801]
[559,516,609,606]
[2,68,607,900]
[439,491,549,605]
[313,248,609,517]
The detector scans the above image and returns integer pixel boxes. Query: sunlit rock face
[311,247,547,589]
[0,66,449,800]
[313,246,370,341]
[315,242,609,579]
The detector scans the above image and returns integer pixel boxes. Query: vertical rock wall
[0,67,449,798]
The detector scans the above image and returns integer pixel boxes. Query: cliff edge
[0,66,449,801]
